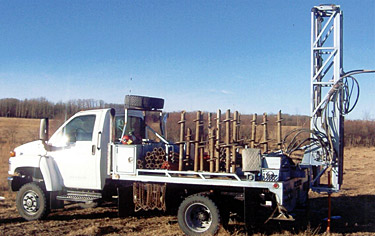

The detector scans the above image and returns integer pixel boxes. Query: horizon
[2,96,372,121]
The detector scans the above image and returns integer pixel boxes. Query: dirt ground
[0,117,374,235]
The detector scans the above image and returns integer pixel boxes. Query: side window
[50,115,96,146]
[65,115,96,142]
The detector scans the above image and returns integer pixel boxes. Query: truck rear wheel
[177,194,221,236]
[16,183,49,221]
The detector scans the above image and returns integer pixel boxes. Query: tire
[16,183,49,221]
[177,194,221,236]
[125,95,164,110]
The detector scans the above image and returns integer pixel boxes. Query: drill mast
[303,5,344,193]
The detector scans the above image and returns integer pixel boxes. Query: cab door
[48,109,110,190]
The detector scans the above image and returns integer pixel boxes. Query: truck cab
[8,95,166,220]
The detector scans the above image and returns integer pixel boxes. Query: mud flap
[244,188,258,231]
[49,191,64,210]
[117,186,134,217]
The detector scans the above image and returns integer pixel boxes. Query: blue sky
[0,1,374,119]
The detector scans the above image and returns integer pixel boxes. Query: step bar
[56,191,102,203]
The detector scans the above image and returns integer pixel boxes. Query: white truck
[8,95,310,235]
[8,5,369,235]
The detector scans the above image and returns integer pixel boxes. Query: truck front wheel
[16,183,49,221]
[177,194,221,236]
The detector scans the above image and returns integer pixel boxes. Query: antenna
[129,77,133,94]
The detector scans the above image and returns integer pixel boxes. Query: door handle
[97,131,102,150]
[92,145,96,155]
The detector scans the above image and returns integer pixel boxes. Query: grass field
[0,117,374,235]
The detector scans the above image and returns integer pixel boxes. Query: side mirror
[39,118,49,142]
[161,113,168,137]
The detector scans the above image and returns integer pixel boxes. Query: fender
[39,156,63,191]
[9,156,41,175]
[9,140,63,192]
[10,156,63,192]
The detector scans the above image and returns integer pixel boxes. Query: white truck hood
[9,140,48,175]
[14,140,47,157]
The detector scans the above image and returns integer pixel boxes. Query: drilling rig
[7,4,374,236]
[301,4,374,193]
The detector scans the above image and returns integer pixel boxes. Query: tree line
[1,98,374,147]
[0,97,122,119]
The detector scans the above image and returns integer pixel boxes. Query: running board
[56,191,102,203]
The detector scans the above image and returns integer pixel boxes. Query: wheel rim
[22,190,40,215]
[185,203,212,232]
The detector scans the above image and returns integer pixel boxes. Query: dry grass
[0,118,40,195]
[0,117,374,235]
